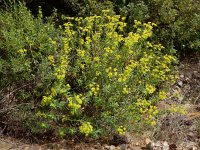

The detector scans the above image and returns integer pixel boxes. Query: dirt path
[0,137,43,150]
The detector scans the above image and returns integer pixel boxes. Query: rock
[109,134,130,146]
[193,71,200,78]
[125,132,132,143]
[93,143,101,149]
[120,144,127,150]
[162,141,169,150]
[180,74,184,78]
[189,124,196,131]
[145,138,151,145]
[105,145,116,150]
[179,95,184,102]
[135,142,140,146]
[177,81,183,87]
[179,141,198,150]
[187,132,197,142]
[169,143,177,149]
[145,141,170,150]
[89,148,98,150]
[128,146,141,150]
[185,77,190,82]
[110,145,117,150]
[105,145,110,150]
[179,64,185,69]
[154,141,162,147]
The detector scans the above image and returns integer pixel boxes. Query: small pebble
[163,141,169,150]
[145,138,151,145]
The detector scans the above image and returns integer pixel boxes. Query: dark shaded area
[25,0,78,17]
[0,0,81,17]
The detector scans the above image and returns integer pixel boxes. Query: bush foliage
[90,0,194,53]
[36,11,177,137]
[147,0,200,51]
[0,2,60,127]
[108,0,200,52]
[9,0,199,52]
[0,1,180,139]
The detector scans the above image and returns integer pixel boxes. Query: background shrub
[13,0,199,54]
[113,0,200,53]
[0,2,60,132]
[147,0,200,53]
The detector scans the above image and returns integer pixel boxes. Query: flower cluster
[68,94,83,114]
[116,126,126,135]
[79,122,93,136]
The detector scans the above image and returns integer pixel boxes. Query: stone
[109,134,130,146]
[145,138,151,145]
[135,142,140,146]
[162,141,169,150]
[105,145,116,150]
[169,143,177,149]
[105,145,110,150]
[177,81,183,87]
[120,144,127,150]
[146,141,170,150]
[180,74,185,78]
[179,64,185,69]
[128,146,141,150]
[193,71,200,78]
[93,143,101,149]
[187,132,196,142]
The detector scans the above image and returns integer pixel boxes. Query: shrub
[37,10,177,138]
[10,0,199,53]
[112,0,200,52]
[147,0,200,52]
[0,2,60,130]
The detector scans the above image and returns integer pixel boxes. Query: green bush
[37,10,177,138]
[148,0,200,52]
[75,0,200,52]
[112,0,200,52]
[8,0,199,53]
[0,2,178,139]
[0,2,60,129]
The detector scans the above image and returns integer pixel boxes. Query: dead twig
[0,82,32,105]
[194,92,200,104]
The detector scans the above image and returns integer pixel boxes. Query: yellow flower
[79,122,93,136]
[86,36,92,43]
[75,95,82,105]
[48,55,54,63]
[93,57,100,62]
[115,55,121,60]
[90,84,100,96]
[96,71,100,76]
[151,120,156,126]
[102,10,110,13]
[18,49,27,56]
[77,49,85,57]
[41,95,52,106]
[134,20,142,27]
[122,86,130,94]
[158,91,167,100]
[108,72,113,78]
[145,84,156,94]
[118,77,123,82]
[116,126,126,135]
